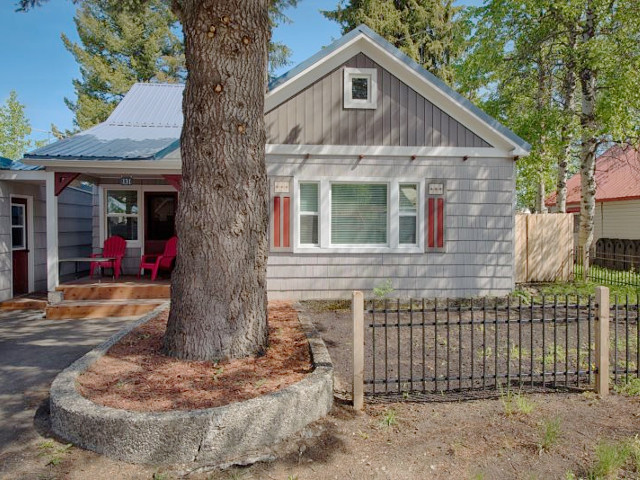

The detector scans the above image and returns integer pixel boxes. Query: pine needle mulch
[77,301,312,412]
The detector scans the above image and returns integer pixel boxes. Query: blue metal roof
[25,83,183,161]
[0,155,43,170]
[24,25,530,162]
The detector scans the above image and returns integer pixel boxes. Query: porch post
[45,172,60,299]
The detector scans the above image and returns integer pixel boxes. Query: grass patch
[301,300,351,312]
[379,408,398,428]
[575,436,640,479]
[538,417,561,453]
[500,389,535,416]
[535,281,640,303]
[614,377,640,396]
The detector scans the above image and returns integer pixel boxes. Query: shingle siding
[267,156,515,300]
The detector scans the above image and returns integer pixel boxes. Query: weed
[500,389,534,416]
[512,289,532,305]
[516,394,535,414]
[211,367,224,382]
[373,279,394,299]
[379,408,397,428]
[590,441,631,479]
[152,472,170,480]
[38,441,72,467]
[287,475,299,480]
[538,417,561,453]
[614,377,640,396]
[226,472,247,480]
[357,429,369,439]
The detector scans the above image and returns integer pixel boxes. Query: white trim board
[265,34,529,156]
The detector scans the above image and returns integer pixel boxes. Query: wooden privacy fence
[515,213,574,283]
[351,287,637,408]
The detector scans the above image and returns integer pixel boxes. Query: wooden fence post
[595,286,610,396]
[352,290,364,410]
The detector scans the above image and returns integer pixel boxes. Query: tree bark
[578,1,597,280]
[164,0,270,360]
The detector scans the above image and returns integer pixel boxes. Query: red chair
[90,235,126,280]
[138,236,177,281]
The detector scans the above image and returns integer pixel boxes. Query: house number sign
[120,176,133,186]
[274,181,290,193]
[429,183,444,195]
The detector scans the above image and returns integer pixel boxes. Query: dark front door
[11,198,28,296]
[144,192,177,254]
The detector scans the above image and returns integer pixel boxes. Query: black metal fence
[575,246,640,287]
[359,293,640,401]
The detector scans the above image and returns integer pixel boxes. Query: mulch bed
[77,301,312,412]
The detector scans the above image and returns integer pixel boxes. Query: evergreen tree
[323,0,464,85]
[61,0,185,130]
[0,91,39,160]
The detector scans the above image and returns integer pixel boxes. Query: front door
[144,192,177,254]
[11,198,28,296]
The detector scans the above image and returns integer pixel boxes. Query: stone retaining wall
[49,303,334,465]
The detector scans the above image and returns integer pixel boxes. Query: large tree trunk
[164,0,270,360]
[578,2,597,280]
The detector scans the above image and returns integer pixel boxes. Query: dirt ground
[2,302,640,480]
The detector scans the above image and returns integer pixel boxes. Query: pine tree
[61,0,185,130]
[0,91,37,160]
[323,0,464,85]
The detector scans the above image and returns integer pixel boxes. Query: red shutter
[437,198,444,248]
[283,197,290,248]
[273,197,281,247]
[428,198,435,248]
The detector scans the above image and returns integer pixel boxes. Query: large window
[106,190,138,241]
[299,183,319,245]
[331,183,388,245]
[399,184,418,245]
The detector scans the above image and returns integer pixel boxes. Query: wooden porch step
[45,299,165,320]
[56,283,170,301]
[0,298,47,311]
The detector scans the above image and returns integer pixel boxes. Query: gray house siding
[265,53,492,149]
[266,156,515,300]
[0,181,92,301]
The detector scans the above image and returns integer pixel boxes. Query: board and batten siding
[0,182,92,301]
[266,156,515,300]
[265,53,492,148]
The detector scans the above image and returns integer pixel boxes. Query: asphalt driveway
[0,310,138,455]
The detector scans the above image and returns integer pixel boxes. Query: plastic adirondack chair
[90,235,126,280]
[138,236,177,281]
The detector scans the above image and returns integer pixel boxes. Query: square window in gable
[344,67,377,109]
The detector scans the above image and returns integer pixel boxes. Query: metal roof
[0,155,43,170]
[546,145,640,206]
[25,83,183,161]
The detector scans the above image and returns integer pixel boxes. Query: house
[0,156,92,301]
[21,25,530,301]
[546,145,640,243]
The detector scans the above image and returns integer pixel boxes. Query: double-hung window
[399,184,418,245]
[299,183,319,246]
[331,183,388,245]
[106,190,139,241]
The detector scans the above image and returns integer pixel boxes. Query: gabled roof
[546,145,640,206]
[25,83,183,162]
[24,24,530,163]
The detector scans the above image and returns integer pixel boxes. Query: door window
[11,203,26,250]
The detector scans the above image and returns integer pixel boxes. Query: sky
[0,0,481,143]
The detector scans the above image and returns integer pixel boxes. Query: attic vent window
[344,67,377,109]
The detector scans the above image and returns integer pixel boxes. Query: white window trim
[293,177,424,254]
[298,182,320,246]
[99,184,176,251]
[399,183,419,246]
[11,203,26,250]
[343,67,377,109]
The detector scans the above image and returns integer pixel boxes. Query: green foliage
[62,0,185,130]
[37,440,73,467]
[585,437,640,479]
[323,0,466,85]
[614,377,640,397]
[0,91,40,160]
[500,388,535,416]
[269,0,300,74]
[538,417,561,453]
[379,408,397,428]
[372,279,394,299]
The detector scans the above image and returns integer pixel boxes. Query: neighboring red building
[546,145,640,242]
